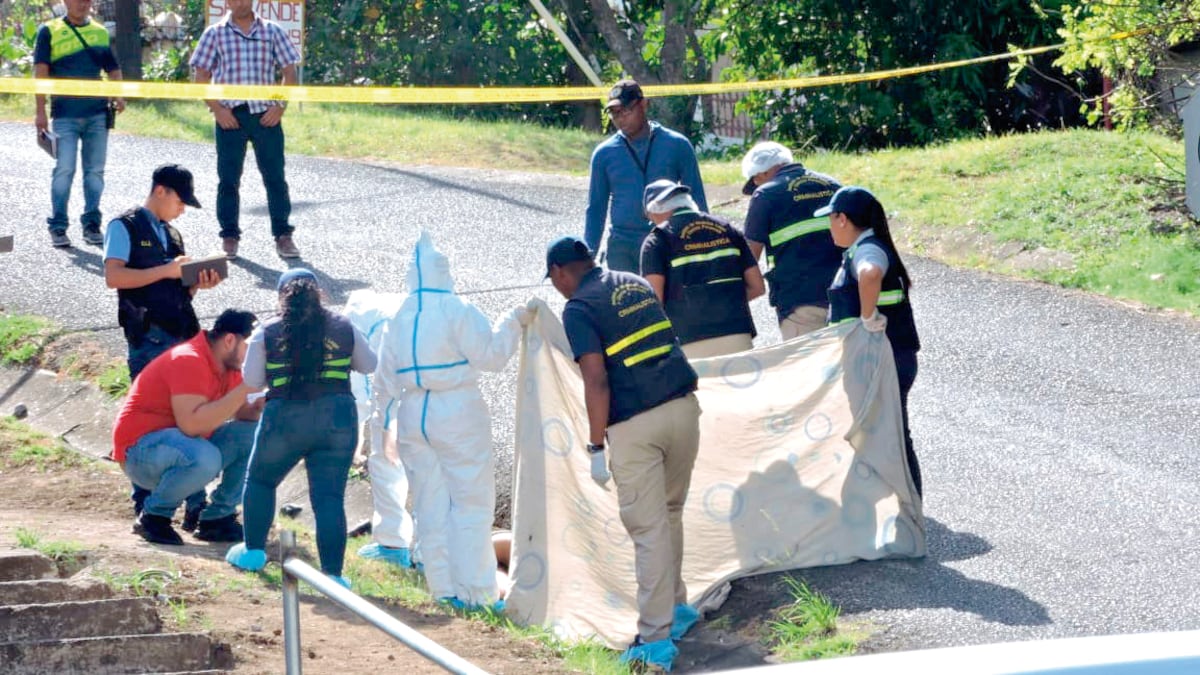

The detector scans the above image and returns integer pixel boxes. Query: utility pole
[114,0,141,80]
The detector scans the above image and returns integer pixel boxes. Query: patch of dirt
[40,333,126,384]
[0,455,567,674]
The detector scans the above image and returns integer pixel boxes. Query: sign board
[205,0,305,63]
[1182,92,1200,218]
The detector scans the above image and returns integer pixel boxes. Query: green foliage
[1054,0,1199,128]
[143,47,191,83]
[0,313,50,365]
[708,0,1089,149]
[13,527,86,561]
[768,576,857,661]
[1,416,93,472]
[0,0,49,75]
[97,364,131,398]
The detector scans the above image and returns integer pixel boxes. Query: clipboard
[180,254,229,287]
[38,129,57,159]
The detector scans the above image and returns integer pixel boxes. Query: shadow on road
[230,257,371,306]
[372,165,559,215]
[64,246,104,277]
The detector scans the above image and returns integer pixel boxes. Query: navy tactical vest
[827,235,921,352]
[262,312,356,400]
[115,208,200,344]
[570,268,697,425]
[654,210,755,345]
[758,164,844,317]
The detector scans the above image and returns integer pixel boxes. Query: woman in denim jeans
[225,268,377,587]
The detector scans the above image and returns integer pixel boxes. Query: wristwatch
[586,443,606,454]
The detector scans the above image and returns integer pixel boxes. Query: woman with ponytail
[226,268,378,587]
[816,186,924,497]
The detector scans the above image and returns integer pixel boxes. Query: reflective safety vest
[654,210,755,345]
[45,17,110,64]
[115,208,200,345]
[827,235,921,352]
[262,313,356,400]
[758,165,844,318]
[569,268,697,425]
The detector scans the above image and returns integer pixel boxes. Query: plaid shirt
[190,13,300,114]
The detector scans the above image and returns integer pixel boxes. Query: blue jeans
[48,113,108,233]
[243,394,357,575]
[215,106,293,239]
[123,421,256,521]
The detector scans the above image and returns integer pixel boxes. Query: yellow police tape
[0,26,1149,104]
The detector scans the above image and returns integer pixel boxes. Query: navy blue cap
[642,179,690,213]
[276,267,318,292]
[152,164,201,208]
[813,186,879,222]
[545,236,593,278]
[606,79,644,110]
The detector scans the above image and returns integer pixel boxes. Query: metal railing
[279,530,490,675]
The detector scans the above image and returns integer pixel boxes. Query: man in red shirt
[112,309,260,545]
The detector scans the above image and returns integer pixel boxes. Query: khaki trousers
[779,305,828,340]
[681,332,753,359]
[607,393,701,643]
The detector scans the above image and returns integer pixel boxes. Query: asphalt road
[2,120,1199,657]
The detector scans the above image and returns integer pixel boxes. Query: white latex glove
[515,306,534,327]
[861,310,887,333]
[590,450,611,487]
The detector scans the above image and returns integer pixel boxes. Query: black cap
[813,186,879,223]
[545,236,593,278]
[152,164,201,208]
[606,79,644,110]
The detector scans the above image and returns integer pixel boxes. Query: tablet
[181,254,229,287]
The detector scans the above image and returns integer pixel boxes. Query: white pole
[527,0,604,88]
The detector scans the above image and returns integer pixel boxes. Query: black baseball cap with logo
[544,236,594,278]
[606,79,644,110]
[152,164,202,208]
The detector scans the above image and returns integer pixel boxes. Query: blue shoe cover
[328,575,352,590]
[620,637,678,671]
[490,600,506,613]
[356,542,412,567]
[439,596,466,610]
[671,603,700,641]
[225,543,267,571]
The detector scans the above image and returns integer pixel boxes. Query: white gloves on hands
[590,449,611,487]
[861,310,887,333]
[515,307,534,327]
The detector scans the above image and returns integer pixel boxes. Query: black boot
[181,501,207,533]
[195,514,244,542]
[133,513,184,546]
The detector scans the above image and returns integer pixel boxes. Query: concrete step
[0,549,58,582]
[0,632,231,674]
[0,597,160,643]
[0,578,114,606]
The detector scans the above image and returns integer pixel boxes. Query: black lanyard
[620,129,656,177]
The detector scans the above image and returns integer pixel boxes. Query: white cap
[741,141,794,179]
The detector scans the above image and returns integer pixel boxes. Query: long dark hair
[855,197,913,291]
[278,277,327,386]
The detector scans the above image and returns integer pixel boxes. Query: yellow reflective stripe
[605,319,672,357]
[320,371,350,380]
[768,218,829,248]
[878,290,905,306]
[670,247,739,268]
[623,344,673,367]
[707,277,741,285]
[271,376,290,387]
[828,317,857,326]
[766,255,775,267]
[265,362,287,370]
[323,357,352,366]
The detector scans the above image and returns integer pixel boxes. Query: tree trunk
[114,0,142,80]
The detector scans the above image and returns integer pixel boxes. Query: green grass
[13,527,86,562]
[0,416,92,471]
[0,313,51,365]
[96,363,131,398]
[767,576,858,662]
[96,568,179,597]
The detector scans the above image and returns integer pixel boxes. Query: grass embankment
[0,310,130,397]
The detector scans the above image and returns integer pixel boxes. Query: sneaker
[222,237,239,259]
[133,513,184,546]
[181,503,205,533]
[81,225,103,246]
[50,231,71,248]
[275,234,300,259]
[194,514,244,542]
[356,542,412,568]
[670,603,701,641]
[620,636,679,672]
[225,543,267,571]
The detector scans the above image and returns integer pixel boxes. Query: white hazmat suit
[345,289,415,554]
[372,232,526,606]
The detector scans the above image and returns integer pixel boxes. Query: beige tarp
[505,299,925,648]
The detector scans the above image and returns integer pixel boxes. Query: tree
[1054,0,1200,128]
[114,0,141,80]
